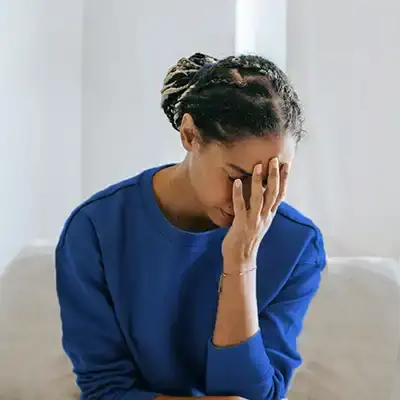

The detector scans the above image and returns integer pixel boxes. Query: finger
[232,179,246,220]
[250,164,264,216]
[271,162,290,212]
[262,158,280,217]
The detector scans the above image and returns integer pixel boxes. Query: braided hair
[161,53,305,144]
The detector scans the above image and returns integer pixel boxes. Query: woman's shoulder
[276,201,321,234]
[57,169,151,249]
[263,201,325,266]
[275,201,323,242]
[82,172,145,211]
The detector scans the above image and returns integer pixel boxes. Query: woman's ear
[179,113,201,152]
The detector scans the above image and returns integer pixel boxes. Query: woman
[56,53,326,400]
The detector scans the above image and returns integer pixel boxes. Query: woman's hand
[222,158,290,271]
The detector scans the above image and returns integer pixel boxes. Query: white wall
[254,0,287,70]
[82,0,236,197]
[0,0,83,270]
[287,0,400,257]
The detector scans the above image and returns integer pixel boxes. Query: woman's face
[180,115,296,228]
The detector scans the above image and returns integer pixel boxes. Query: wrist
[223,257,257,274]
[219,266,257,293]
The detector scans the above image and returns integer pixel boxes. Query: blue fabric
[55,165,326,400]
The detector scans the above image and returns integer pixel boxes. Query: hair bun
[187,53,218,68]
[161,53,218,130]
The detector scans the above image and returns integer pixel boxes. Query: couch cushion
[0,251,79,400]
[289,257,400,400]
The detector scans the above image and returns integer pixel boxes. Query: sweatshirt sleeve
[55,210,158,400]
[205,230,326,400]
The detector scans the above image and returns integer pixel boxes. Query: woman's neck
[152,162,217,232]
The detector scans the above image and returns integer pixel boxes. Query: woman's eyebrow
[227,163,253,176]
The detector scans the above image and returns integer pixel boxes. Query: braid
[161,53,305,143]
[161,53,218,130]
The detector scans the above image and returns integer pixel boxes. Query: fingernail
[256,164,262,175]
[235,179,241,187]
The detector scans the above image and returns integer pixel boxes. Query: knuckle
[237,200,246,210]
[269,169,279,178]
[253,190,263,200]
[234,193,244,203]
[270,188,279,198]
[261,209,271,219]
[252,172,261,181]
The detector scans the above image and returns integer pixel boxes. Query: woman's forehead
[220,136,296,166]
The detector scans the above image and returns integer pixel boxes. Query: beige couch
[290,258,400,400]
[0,251,399,400]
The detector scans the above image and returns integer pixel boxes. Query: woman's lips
[221,209,234,220]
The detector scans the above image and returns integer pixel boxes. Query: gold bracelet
[218,266,257,293]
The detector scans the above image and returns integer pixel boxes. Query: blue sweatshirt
[55,165,326,400]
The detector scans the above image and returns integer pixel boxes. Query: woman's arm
[212,262,258,347]
[213,160,283,348]
[206,254,325,400]
[56,210,160,400]
[205,160,326,400]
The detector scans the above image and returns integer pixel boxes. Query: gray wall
[82,0,236,197]
[0,0,83,270]
[287,0,400,256]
